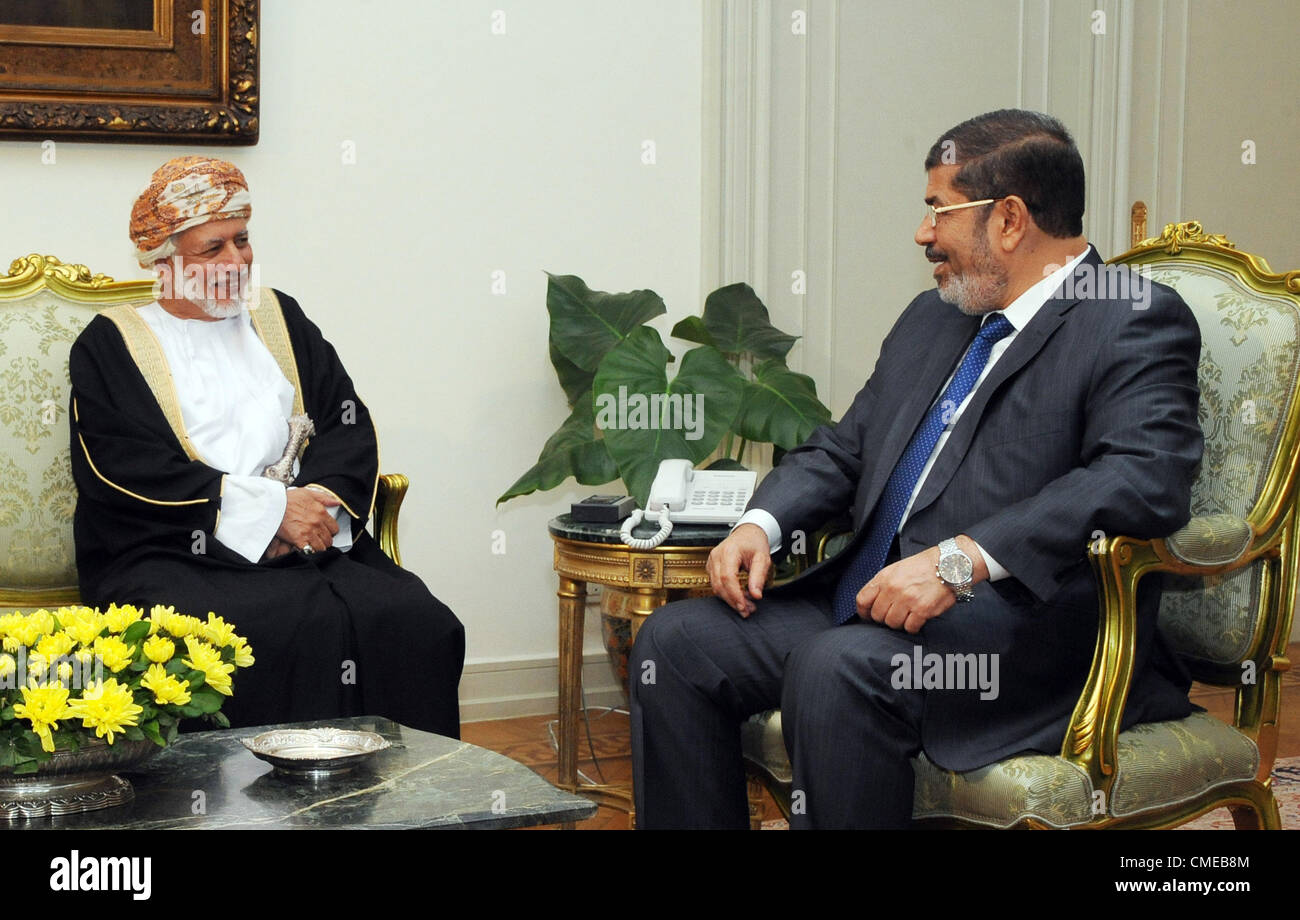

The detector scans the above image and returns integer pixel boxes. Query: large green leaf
[671,282,797,359]
[497,399,619,504]
[733,359,832,449]
[546,273,667,374]
[549,340,594,408]
[594,329,745,504]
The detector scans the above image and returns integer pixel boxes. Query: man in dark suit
[629,109,1203,828]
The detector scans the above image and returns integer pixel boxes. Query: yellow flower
[140,663,192,706]
[8,612,52,649]
[91,635,135,673]
[0,653,16,681]
[103,603,144,634]
[60,608,105,647]
[1,636,19,653]
[201,612,237,649]
[230,636,255,669]
[68,678,143,745]
[36,631,75,661]
[142,635,175,664]
[147,604,176,636]
[13,683,73,753]
[25,652,50,682]
[183,636,235,696]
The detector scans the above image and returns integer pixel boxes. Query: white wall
[0,0,703,715]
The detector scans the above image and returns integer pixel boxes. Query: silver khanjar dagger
[262,414,315,484]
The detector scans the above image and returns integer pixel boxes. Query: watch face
[938,553,973,584]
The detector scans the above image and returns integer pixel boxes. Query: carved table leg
[556,575,586,828]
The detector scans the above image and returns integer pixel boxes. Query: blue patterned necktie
[831,313,1014,625]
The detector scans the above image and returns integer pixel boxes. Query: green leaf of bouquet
[688,283,798,359]
[497,399,619,504]
[121,620,152,646]
[0,704,13,721]
[733,360,833,448]
[165,658,188,676]
[123,724,145,742]
[546,272,667,373]
[211,711,230,729]
[595,332,745,505]
[13,760,39,775]
[179,704,201,718]
[142,720,165,746]
[189,687,225,714]
[130,660,149,672]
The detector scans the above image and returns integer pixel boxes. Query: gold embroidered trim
[100,303,203,462]
[249,287,305,417]
[73,398,209,508]
[304,483,360,521]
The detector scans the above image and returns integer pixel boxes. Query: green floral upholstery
[1146,260,1300,666]
[0,290,98,593]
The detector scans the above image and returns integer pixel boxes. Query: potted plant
[499,274,832,506]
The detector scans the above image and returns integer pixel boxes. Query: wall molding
[460,652,624,723]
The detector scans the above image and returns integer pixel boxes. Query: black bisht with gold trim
[68,289,464,737]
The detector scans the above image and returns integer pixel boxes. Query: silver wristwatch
[936,538,975,602]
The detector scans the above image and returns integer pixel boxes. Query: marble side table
[11,716,596,829]
[548,513,731,825]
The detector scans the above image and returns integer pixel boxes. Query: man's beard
[933,232,1009,316]
[195,297,245,319]
[194,269,249,318]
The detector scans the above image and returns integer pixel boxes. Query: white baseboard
[459,653,627,723]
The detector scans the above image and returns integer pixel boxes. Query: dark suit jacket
[753,247,1203,771]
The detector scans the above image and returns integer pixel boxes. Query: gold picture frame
[0,0,259,144]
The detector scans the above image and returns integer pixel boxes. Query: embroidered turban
[129,156,252,262]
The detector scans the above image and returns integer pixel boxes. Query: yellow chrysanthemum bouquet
[0,604,253,774]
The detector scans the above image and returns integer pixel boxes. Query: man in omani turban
[68,156,464,736]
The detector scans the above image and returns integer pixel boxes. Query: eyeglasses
[923,198,1001,228]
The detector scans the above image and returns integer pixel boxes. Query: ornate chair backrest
[0,255,153,612]
[1108,223,1300,681]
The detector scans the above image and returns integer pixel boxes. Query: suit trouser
[629,589,927,829]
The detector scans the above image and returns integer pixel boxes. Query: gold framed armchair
[0,254,408,616]
[743,221,1299,829]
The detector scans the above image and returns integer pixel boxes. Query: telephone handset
[619,458,757,549]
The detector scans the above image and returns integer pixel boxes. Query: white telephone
[620,458,757,549]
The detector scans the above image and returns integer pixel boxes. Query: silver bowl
[241,727,391,780]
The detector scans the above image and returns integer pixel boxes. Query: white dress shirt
[138,302,353,562]
[738,248,1090,582]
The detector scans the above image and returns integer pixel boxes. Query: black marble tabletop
[21,716,596,830]
[548,512,732,547]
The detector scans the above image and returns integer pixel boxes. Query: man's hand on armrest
[707,523,773,618]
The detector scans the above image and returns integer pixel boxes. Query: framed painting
[0,0,259,144]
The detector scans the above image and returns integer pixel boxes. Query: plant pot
[0,737,161,820]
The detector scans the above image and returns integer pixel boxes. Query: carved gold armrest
[1062,512,1285,800]
[373,473,409,567]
